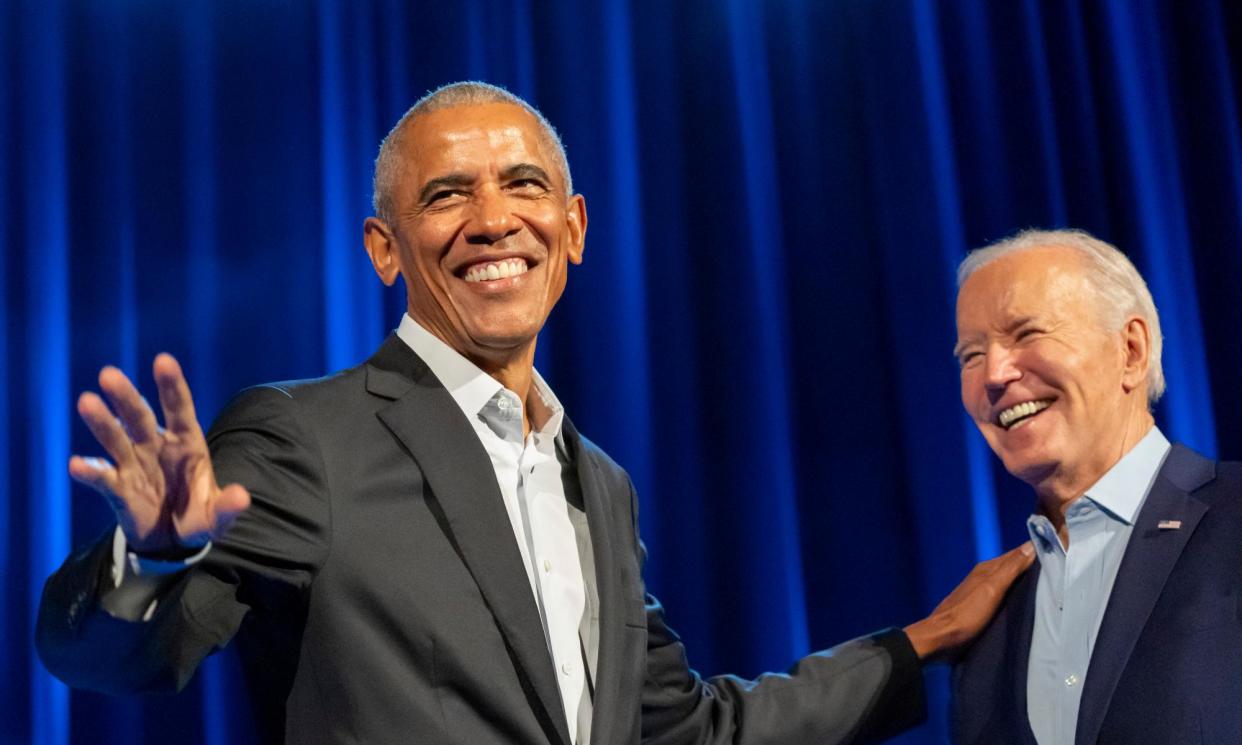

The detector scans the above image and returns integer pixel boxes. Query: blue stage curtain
[4,1,1241,743]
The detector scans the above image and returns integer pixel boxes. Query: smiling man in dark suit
[951,228,1242,745]
[37,81,1032,745]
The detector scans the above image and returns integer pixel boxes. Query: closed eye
[422,189,474,211]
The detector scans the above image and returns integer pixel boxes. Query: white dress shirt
[1025,426,1170,745]
[108,315,599,744]
[396,315,597,745]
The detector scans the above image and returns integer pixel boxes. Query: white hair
[371,81,573,225]
[957,228,1165,403]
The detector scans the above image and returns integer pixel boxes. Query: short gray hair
[372,81,573,225]
[957,228,1165,403]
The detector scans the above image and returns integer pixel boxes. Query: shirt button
[561,662,572,675]
[543,559,551,573]
[1065,674,1079,687]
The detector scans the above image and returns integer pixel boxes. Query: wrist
[112,526,211,585]
[903,617,949,663]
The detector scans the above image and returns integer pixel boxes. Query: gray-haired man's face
[955,245,1150,498]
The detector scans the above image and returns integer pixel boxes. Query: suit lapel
[1074,446,1213,745]
[366,335,572,745]
[561,420,624,745]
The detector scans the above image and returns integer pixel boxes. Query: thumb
[209,483,251,537]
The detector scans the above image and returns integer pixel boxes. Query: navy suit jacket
[952,445,1242,745]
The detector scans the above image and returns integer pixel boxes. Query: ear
[565,194,587,265]
[1119,316,1150,394]
[364,217,401,286]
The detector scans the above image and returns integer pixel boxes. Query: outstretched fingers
[153,353,202,438]
[77,391,139,470]
[98,366,161,444]
[68,454,120,496]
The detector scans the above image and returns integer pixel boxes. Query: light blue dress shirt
[1025,426,1170,745]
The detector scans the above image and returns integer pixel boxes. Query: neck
[408,312,540,435]
[1033,409,1154,535]
[470,342,538,439]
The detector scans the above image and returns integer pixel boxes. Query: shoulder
[1163,445,1241,498]
[1214,459,1242,487]
[1160,447,1242,549]
[209,366,369,434]
[1205,459,1242,520]
[210,333,424,428]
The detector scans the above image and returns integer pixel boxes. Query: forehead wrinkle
[419,123,559,184]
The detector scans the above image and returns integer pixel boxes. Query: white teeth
[464,258,529,283]
[998,399,1052,429]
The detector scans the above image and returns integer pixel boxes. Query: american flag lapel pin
[1157,519,1182,530]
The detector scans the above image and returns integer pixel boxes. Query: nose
[464,186,521,245]
[983,343,1021,403]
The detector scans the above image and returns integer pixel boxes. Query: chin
[466,325,542,353]
[1000,449,1061,486]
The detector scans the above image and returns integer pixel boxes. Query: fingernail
[1021,542,1035,557]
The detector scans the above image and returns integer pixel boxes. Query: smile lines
[463,258,529,283]
[998,399,1052,430]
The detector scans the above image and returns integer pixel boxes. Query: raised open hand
[68,353,250,557]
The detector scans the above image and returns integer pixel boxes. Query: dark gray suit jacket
[38,334,925,744]
[952,445,1242,745]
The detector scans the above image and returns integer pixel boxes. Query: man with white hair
[950,228,1242,744]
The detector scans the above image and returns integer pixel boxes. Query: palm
[69,354,250,555]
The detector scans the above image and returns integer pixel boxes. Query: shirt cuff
[105,526,212,621]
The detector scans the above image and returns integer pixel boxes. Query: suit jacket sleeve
[629,488,927,744]
[36,385,332,694]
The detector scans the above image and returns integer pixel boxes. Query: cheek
[542,262,569,308]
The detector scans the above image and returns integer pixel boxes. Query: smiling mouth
[997,399,1053,430]
[462,258,530,283]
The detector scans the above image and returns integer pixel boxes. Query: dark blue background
[4,1,1241,743]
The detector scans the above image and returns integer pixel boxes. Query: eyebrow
[1005,315,1036,331]
[416,163,554,205]
[501,163,552,185]
[951,315,1039,358]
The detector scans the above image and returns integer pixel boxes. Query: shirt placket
[1045,529,1068,744]
[1058,502,1100,745]
[525,434,588,743]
